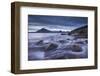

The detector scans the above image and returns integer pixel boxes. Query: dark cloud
[28,15,88,26]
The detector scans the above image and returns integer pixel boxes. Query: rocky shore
[28,25,88,60]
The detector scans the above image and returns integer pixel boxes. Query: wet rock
[64,44,82,52]
[36,40,43,45]
[45,43,58,51]
[85,40,88,43]
[61,33,66,35]
[75,41,84,44]
[59,40,66,43]
[67,38,70,40]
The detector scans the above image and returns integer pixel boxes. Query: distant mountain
[69,25,88,38]
[36,28,69,33]
[36,28,52,33]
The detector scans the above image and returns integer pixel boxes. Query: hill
[70,25,88,38]
[36,28,52,33]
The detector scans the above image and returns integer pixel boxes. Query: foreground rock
[63,44,82,52]
[45,43,58,51]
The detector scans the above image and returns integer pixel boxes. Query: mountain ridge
[70,25,88,38]
[36,28,52,33]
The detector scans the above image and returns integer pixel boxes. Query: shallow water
[28,33,88,60]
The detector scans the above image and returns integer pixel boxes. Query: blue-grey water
[28,33,88,60]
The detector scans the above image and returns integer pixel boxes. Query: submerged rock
[45,43,58,51]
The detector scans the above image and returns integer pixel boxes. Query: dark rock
[59,40,66,43]
[67,38,70,40]
[36,40,43,45]
[85,40,88,43]
[75,41,84,44]
[68,32,71,35]
[45,43,58,51]
[64,44,82,52]
[61,33,66,35]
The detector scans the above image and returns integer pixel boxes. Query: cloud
[28,22,83,32]
[28,15,88,26]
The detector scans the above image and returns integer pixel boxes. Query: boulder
[35,40,43,45]
[45,43,58,51]
[59,40,66,43]
[64,44,82,52]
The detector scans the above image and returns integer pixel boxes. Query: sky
[28,15,88,32]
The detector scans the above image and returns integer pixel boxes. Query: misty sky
[28,15,88,32]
